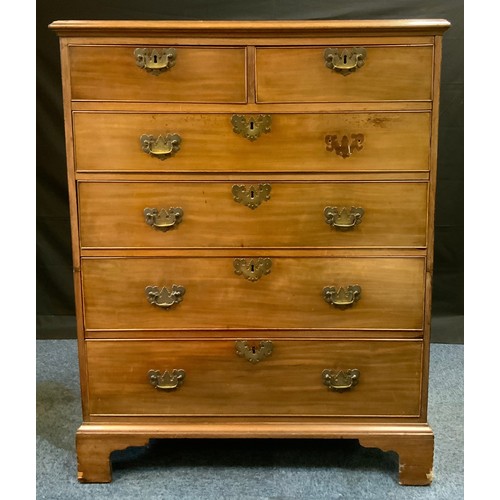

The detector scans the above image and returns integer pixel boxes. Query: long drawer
[69,46,247,102]
[73,112,431,172]
[79,181,428,249]
[86,339,422,417]
[81,257,425,331]
[256,46,433,102]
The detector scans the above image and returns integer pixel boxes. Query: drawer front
[79,182,428,249]
[82,257,425,331]
[73,112,430,172]
[86,339,422,417]
[69,46,247,102]
[256,46,433,102]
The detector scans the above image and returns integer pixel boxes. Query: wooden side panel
[86,339,422,416]
[79,181,428,248]
[69,46,247,103]
[73,112,431,172]
[256,46,433,102]
[81,257,425,331]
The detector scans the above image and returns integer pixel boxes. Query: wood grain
[256,46,433,103]
[49,19,451,37]
[81,256,425,331]
[69,46,247,103]
[73,112,431,172]
[85,339,422,417]
[78,181,428,249]
[49,19,449,485]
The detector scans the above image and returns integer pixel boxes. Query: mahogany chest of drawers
[50,19,450,485]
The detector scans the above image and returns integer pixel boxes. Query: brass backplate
[232,184,271,209]
[144,207,184,231]
[145,285,185,309]
[233,258,272,281]
[235,340,273,364]
[232,115,272,141]
[322,369,360,392]
[324,206,364,230]
[323,285,362,309]
[324,47,367,76]
[135,47,177,75]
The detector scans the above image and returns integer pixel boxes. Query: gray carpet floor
[37,341,463,499]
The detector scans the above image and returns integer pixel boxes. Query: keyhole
[250,120,254,130]
[250,263,255,273]
[251,346,256,354]
[250,190,255,199]
[153,54,158,63]
[343,54,347,64]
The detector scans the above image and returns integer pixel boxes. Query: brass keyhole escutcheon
[231,115,271,141]
[233,258,272,281]
[324,47,367,76]
[235,340,273,364]
[232,184,271,210]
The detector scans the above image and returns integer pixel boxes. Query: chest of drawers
[50,19,450,486]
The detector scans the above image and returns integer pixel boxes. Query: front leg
[359,433,434,485]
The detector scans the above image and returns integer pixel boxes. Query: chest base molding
[76,422,434,485]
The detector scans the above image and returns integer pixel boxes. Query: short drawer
[73,112,431,172]
[81,257,425,331]
[69,46,247,102]
[86,339,422,417]
[79,181,428,249]
[256,46,433,102]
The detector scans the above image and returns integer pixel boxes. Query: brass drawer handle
[148,369,185,391]
[322,369,360,392]
[324,206,364,230]
[145,285,185,309]
[324,47,366,76]
[140,133,182,160]
[144,207,183,231]
[234,257,272,281]
[323,285,361,309]
[232,184,271,209]
[135,47,177,75]
[325,134,364,159]
[232,114,271,141]
[235,340,273,364]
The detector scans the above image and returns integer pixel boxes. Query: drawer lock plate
[235,340,273,363]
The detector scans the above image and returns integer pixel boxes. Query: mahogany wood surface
[256,46,433,103]
[81,256,425,331]
[49,19,449,485]
[78,181,428,249]
[85,339,422,417]
[73,111,431,172]
[70,46,247,102]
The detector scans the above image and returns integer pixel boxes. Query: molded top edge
[49,19,451,37]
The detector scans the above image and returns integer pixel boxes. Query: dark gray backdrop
[36,0,463,342]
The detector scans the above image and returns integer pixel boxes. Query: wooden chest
[49,19,450,485]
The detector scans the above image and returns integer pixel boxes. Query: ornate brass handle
[235,340,273,364]
[232,115,271,141]
[324,47,366,76]
[322,369,360,392]
[144,207,183,231]
[325,134,364,159]
[324,207,364,230]
[135,48,177,75]
[148,369,185,391]
[140,133,182,160]
[323,285,361,309]
[232,184,271,209]
[145,285,185,309]
[234,258,272,281]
